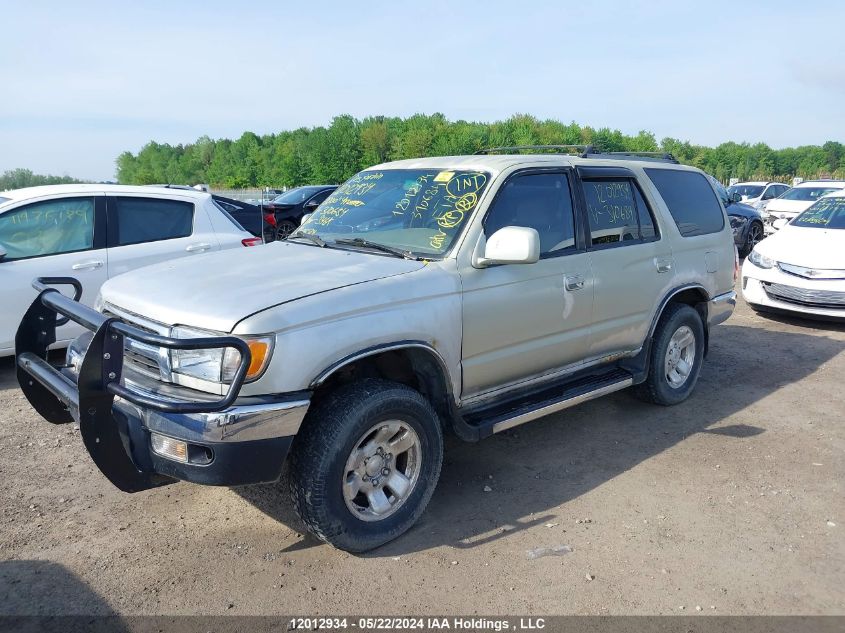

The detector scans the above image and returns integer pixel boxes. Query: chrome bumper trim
[113,397,310,443]
[708,290,736,327]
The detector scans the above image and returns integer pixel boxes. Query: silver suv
[16,146,736,552]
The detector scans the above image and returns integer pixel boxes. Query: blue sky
[1,0,843,181]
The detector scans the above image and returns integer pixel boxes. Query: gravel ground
[0,282,843,616]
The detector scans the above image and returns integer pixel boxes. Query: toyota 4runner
[16,147,736,552]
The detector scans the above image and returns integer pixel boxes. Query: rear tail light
[242,237,263,247]
[264,213,276,226]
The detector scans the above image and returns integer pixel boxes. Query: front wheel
[635,303,705,406]
[288,379,443,552]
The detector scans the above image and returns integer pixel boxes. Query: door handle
[185,243,212,253]
[565,275,585,291]
[654,257,673,273]
[71,260,103,271]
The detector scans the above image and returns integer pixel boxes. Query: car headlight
[747,247,775,269]
[729,215,748,234]
[170,326,274,384]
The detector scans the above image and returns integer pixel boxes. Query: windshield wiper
[286,232,327,247]
[333,237,418,260]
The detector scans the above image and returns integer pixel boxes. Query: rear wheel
[288,379,443,552]
[277,219,298,239]
[740,221,764,257]
[635,303,705,406]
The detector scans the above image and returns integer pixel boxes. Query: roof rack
[473,145,678,163]
[585,151,679,164]
[474,145,596,156]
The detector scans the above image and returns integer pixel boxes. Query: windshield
[727,184,764,199]
[291,168,491,257]
[780,186,842,202]
[272,186,327,205]
[792,197,845,229]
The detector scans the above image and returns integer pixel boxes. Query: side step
[463,368,633,437]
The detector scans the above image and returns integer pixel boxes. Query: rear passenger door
[105,195,219,278]
[576,168,672,357]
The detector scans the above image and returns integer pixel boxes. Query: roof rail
[583,150,679,164]
[474,145,596,156]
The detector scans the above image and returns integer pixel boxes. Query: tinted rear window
[645,169,725,237]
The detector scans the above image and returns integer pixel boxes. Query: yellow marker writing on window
[433,171,455,183]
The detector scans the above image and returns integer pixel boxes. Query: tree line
[0,168,82,191]
[11,114,845,190]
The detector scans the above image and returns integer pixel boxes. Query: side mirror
[0,245,6,261]
[729,192,742,204]
[772,218,788,231]
[304,199,320,210]
[476,226,540,267]
[300,213,313,225]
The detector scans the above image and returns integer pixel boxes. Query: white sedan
[742,191,845,320]
[0,184,262,356]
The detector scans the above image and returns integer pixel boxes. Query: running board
[492,376,633,433]
[461,368,634,438]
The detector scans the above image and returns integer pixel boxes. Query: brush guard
[15,277,251,492]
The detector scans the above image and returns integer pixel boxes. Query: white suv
[0,184,260,355]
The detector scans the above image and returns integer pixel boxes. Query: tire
[288,378,443,552]
[739,221,764,257]
[634,303,705,406]
[277,219,298,239]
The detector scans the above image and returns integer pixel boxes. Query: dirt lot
[1,283,843,617]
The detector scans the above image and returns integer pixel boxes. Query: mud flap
[76,322,173,493]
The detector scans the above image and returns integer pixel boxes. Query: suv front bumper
[112,395,308,486]
[15,277,308,492]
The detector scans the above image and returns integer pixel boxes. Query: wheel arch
[648,284,711,356]
[309,341,459,428]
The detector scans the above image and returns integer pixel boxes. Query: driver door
[459,169,592,398]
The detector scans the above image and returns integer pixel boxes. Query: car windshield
[779,186,842,202]
[290,168,491,257]
[272,186,327,205]
[791,197,845,229]
[728,184,764,199]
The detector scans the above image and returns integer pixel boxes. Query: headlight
[729,215,748,233]
[747,248,775,269]
[170,326,274,384]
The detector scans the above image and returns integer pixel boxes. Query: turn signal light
[242,237,263,247]
[151,433,188,463]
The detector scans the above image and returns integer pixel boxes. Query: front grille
[762,282,845,310]
[102,308,168,380]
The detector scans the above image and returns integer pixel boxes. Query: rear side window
[644,169,725,237]
[111,197,193,246]
[581,179,658,247]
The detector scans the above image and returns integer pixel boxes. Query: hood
[765,199,813,216]
[758,225,845,269]
[100,241,426,332]
[726,201,761,219]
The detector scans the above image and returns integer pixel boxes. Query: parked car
[0,184,260,356]
[727,181,790,211]
[742,191,845,320]
[708,177,765,256]
[16,149,736,552]
[764,180,845,233]
[211,195,274,243]
[263,185,337,238]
